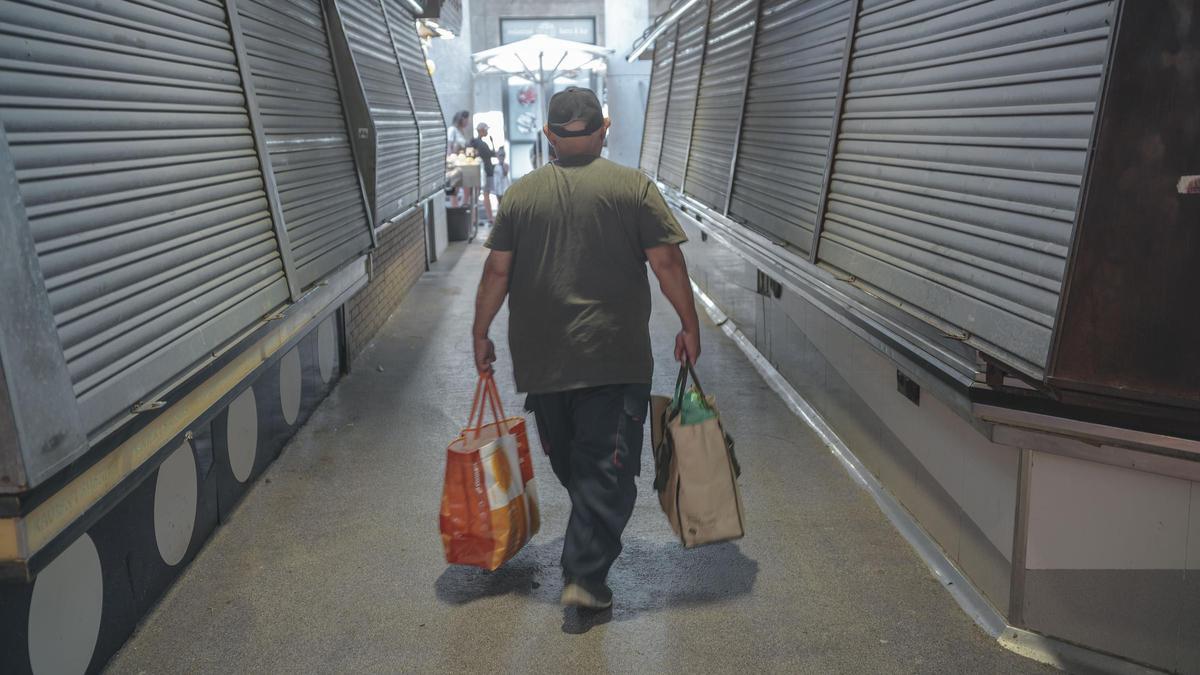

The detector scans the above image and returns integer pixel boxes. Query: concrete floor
[106,238,1049,674]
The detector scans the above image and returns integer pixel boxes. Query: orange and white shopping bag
[440,374,540,570]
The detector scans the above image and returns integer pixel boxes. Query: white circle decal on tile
[279,347,302,425]
[227,387,258,483]
[28,533,103,675]
[317,317,337,383]
[154,441,197,566]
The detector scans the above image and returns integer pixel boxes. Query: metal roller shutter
[727,0,854,254]
[384,1,445,200]
[0,0,290,434]
[815,0,1116,375]
[336,0,420,224]
[682,0,758,211]
[437,0,462,37]
[639,25,677,179]
[657,0,710,190]
[237,0,371,289]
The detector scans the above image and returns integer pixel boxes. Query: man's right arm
[645,244,701,364]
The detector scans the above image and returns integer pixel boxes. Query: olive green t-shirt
[485,155,687,394]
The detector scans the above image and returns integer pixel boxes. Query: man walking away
[471,87,701,610]
[468,122,497,223]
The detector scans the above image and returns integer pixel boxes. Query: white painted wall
[796,294,1020,560]
[1027,451,1197,570]
[603,0,652,168]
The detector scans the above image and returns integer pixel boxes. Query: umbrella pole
[538,54,550,168]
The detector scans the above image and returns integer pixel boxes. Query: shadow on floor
[435,534,759,633]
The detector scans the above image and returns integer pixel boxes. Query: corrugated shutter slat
[338,0,420,223]
[682,0,757,211]
[657,0,709,190]
[639,26,676,178]
[385,0,445,199]
[727,0,855,254]
[238,0,371,289]
[816,0,1115,373]
[0,0,290,434]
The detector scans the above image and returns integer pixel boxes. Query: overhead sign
[500,17,596,45]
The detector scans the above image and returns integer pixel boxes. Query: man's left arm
[473,250,513,373]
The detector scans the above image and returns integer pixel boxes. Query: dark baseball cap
[547,87,604,137]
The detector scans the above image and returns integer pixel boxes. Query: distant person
[446,110,470,155]
[471,87,700,610]
[494,145,510,205]
[447,110,471,207]
[468,122,497,223]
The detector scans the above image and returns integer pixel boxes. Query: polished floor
[106,238,1049,674]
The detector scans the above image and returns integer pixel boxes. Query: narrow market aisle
[106,237,1048,674]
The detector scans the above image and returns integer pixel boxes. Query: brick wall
[346,208,427,360]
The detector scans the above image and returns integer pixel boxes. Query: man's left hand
[474,336,496,374]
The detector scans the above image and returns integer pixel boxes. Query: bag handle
[672,362,708,404]
[466,375,489,429]
[485,376,508,420]
[467,373,505,438]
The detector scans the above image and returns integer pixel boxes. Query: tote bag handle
[467,373,505,438]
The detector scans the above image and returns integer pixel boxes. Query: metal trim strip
[692,279,1161,675]
[321,0,379,245]
[722,0,761,215]
[976,404,1200,457]
[0,256,368,572]
[380,0,424,205]
[0,123,89,491]
[226,0,301,301]
[808,0,859,264]
[1008,447,1032,625]
[690,279,1008,636]
[678,0,712,197]
[655,22,680,182]
[673,199,981,387]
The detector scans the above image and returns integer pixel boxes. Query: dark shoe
[561,582,612,610]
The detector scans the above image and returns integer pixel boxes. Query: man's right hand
[675,329,701,365]
[474,335,496,374]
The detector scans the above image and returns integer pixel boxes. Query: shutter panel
[337,0,420,224]
[639,26,677,178]
[727,0,854,254]
[657,0,710,190]
[385,1,446,200]
[816,0,1116,374]
[682,0,758,211]
[437,0,462,37]
[237,0,371,289]
[0,0,290,434]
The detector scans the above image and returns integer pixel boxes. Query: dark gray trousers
[525,383,650,591]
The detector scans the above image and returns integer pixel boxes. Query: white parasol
[473,35,613,166]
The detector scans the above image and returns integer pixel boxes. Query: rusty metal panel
[815,0,1117,377]
[1049,1,1200,409]
[657,0,710,190]
[237,0,372,289]
[727,0,855,254]
[0,0,291,436]
[640,24,678,179]
[682,0,758,211]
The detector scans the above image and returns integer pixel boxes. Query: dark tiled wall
[347,209,428,359]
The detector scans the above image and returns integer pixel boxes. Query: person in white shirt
[447,110,471,206]
[446,110,470,155]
